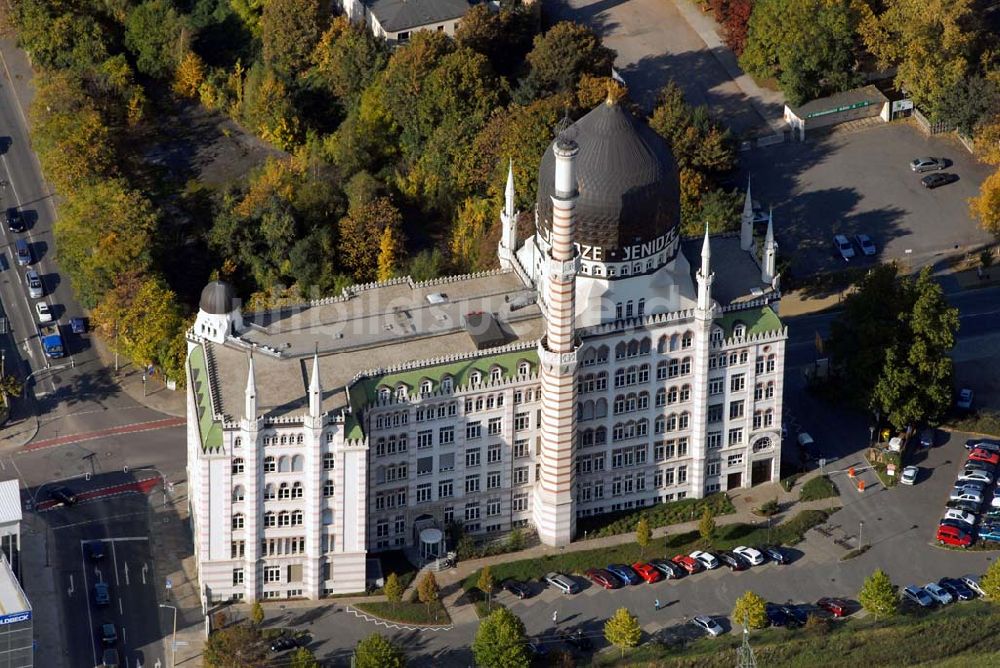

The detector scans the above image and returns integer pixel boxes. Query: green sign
[805,100,872,119]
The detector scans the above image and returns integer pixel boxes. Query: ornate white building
[186,99,787,603]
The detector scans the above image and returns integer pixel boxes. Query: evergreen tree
[604,607,641,657]
[472,606,530,668]
[383,572,403,609]
[858,568,898,621]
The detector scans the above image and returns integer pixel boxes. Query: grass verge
[354,600,451,626]
[576,493,735,539]
[592,600,1000,667]
[799,475,838,501]
[944,411,1000,437]
[464,509,835,590]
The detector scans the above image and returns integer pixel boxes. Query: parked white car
[833,234,855,260]
[948,489,983,505]
[957,470,994,485]
[689,550,719,570]
[34,301,52,323]
[961,575,985,597]
[900,466,918,485]
[942,509,976,527]
[923,582,953,605]
[733,546,764,566]
[691,615,724,637]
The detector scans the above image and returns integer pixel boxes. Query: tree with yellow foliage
[377,226,403,282]
[970,170,1000,236]
[173,51,206,98]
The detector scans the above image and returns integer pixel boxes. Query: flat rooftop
[682,234,775,306]
[208,271,544,420]
[0,556,28,617]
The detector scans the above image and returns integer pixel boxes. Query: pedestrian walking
[552,610,558,624]
[654,598,661,611]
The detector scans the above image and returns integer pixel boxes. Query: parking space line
[112,540,120,586]
[80,541,98,668]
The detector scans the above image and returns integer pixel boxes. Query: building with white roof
[186,98,787,602]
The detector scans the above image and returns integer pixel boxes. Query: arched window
[291,510,303,526]
[764,409,774,427]
[264,483,276,500]
[655,416,665,434]
[657,336,668,353]
[680,384,691,402]
[278,483,290,500]
[581,347,596,366]
[753,437,773,453]
[490,367,502,383]
[518,362,531,376]
[420,379,433,394]
[667,387,678,404]
[595,398,608,419]
[670,334,679,351]
[638,391,649,410]
[379,387,391,402]
[395,384,408,400]
[678,412,690,430]
[441,375,454,393]
[613,395,626,415]
[263,456,276,473]
[656,388,666,407]
[733,323,746,338]
[263,512,276,527]
[232,485,245,502]
[292,482,303,498]
[232,458,244,474]
[681,331,693,348]
[280,435,287,445]
[637,419,648,436]
[278,456,290,473]
[597,346,609,363]
[595,427,607,444]
[278,511,290,527]
[615,342,627,359]
[680,357,691,375]
[666,414,677,432]
[470,371,483,385]
[291,455,304,472]
[627,340,639,357]
[232,513,244,530]
[640,338,651,355]
[234,437,242,448]
[766,355,776,372]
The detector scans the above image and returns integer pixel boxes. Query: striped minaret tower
[689,225,715,496]
[533,137,580,547]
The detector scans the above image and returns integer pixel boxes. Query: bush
[576,493,734,539]
[799,475,838,501]
[755,499,780,516]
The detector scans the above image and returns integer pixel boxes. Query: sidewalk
[431,469,840,624]
[89,334,186,419]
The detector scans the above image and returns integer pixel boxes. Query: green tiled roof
[347,349,539,435]
[189,344,223,453]
[716,306,783,338]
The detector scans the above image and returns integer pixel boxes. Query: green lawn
[354,599,451,626]
[593,600,1000,667]
[464,509,834,590]
[798,475,838,501]
[576,493,735,539]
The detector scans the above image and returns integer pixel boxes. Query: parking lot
[739,123,995,276]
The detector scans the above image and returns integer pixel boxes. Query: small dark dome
[536,101,680,260]
[199,280,237,315]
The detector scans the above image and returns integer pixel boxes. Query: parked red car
[816,597,850,617]
[671,554,703,574]
[631,562,663,583]
[584,568,621,590]
[969,448,1000,466]
[936,524,973,548]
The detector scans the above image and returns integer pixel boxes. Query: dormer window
[420,380,433,395]
[621,265,629,276]
[518,362,530,376]
[733,323,747,339]
[395,384,408,400]
[470,371,483,385]
[441,376,453,393]
[490,367,503,383]
[633,263,641,274]
[711,328,724,343]
[378,387,391,402]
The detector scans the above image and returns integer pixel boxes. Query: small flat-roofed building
[0,481,21,580]
[0,555,31,667]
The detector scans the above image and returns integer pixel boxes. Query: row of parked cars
[902,574,987,608]
[938,439,1000,547]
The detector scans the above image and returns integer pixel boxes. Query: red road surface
[23,416,185,452]
[36,476,161,511]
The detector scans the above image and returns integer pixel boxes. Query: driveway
[545,0,783,136]
[738,123,995,276]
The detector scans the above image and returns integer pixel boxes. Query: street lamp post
[160,603,177,668]
[859,521,864,548]
[142,374,147,397]
[767,516,772,544]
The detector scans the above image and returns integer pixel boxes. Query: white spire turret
[762,208,778,285]
[309,351,322,418]
[244,353,257,421]
[740,175,754,251]
[498,159,519,269]
[504,159,515,219]
[697,223,715,314]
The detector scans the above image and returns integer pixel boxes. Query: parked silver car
[544,572,579,594]
[910,157,946,172]
[25,270,42,299]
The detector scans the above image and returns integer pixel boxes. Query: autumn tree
[455,4,537,78]
[699,507,716,545]
[450,197,495,273]
[740,0,862,105]
[731,590,768,629]
[377,226,403,282]
[858,569,898,621]
[241,64,301,149]
[722,0,754,56]
[383,572,403,609]
[0,375,22,402]
[970,169,1000,236]
[473,606,530,668]
[604,607,641,657]
[289,647,320,668]
[174,51,207,98]
[124,0,187,79]
[636,517,651,557]
[521,21,616,98]
[973,115,1000,165]
[981,558,1000,601]
[416,572,440,615]
[15,0,111,70]
[477,565,495,610]
[261,0,327,84]
[339,196,403,282]
[250,601,264,626]
[354,633,406,668]
[309,17,389,108]
[204,623,268,667]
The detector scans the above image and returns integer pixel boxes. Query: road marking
[124,561,129,586]
[111,540,120,586]
[67,574,74,596]
[49,511,150,529]
[95,566,102,583]
[23,417,186,452]
[142,563,148,585]
[122,626,126,646]
[80,542,98,668]
[155,660,162,668]
[119,598,123,615]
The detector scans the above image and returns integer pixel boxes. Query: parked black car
[503,579,531,599]
[560,629,593,652]
[947,499,984,515]
[765,603,795,627]
[780,604,808,626]
[49,486,77,506]
[718,551,748,571]
[650,558,684,579]
[759,545,788,564]
[921,172,959,189]
[5,207,24,233]
[938,577,976,601]
[269,635,298,652]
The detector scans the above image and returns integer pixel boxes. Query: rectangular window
[323,453,335,470]
[707,404,723,422]
[487,498,501,517]
[466,421,482,440]
[323,479,334,497]
[417,456,433,476]
[439,452,455,472]
[512,493,528,512]
[728,428,744,446]
[612,477,623,496]
[654,442,665,462]
[465,503,480,521]
[417,483,432,503]
[439,426,454,445]
[465,475,480,494]
[754,384,764,401]
[513,439,529,459]
[729,400,745,419]
[465,448,481,468]
[513,466,529,485]
[231,541,244,558]
[677,438,688,457]
[487,443,502,464]
[707,461,721,477]
[488,417,502,436]
[487,470,501,490]
[233,568,244,585]
[677,466,688,484]
[444,507,454,524]
[438,479,453,498]
[707,431,722,449]
[728,453,744,467]
[264,567,281,583]
[417,430,433,448]
[514,412,530,431]
[663,468,675,486]
[709,378,724,395]
[731,374,745,393]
